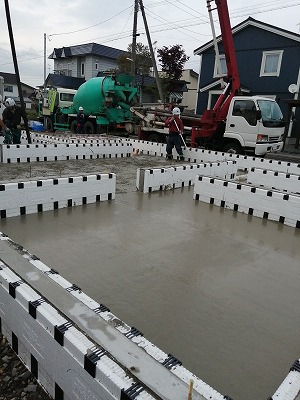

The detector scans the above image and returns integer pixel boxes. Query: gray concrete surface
[1,153,300,400]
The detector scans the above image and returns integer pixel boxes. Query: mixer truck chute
[41,74,138,134]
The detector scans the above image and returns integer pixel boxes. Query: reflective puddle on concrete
[1,187,300,400]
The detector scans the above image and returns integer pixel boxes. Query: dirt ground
[0,153,172,193]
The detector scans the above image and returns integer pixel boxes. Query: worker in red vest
[165,107,184,160]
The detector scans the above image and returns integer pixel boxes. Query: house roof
[194,17,300,55]
[199,78,251,93]
[0,71,35,90]
[44,74,85,90]
[49,43,127,60]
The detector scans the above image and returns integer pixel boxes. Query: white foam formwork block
[247,168,300,194]
[193,176,300,229]
[234,155,300,175]
[130,139,229,163]
[0,232,225,400]
[28,133,128,146]
[0,141,132,163]
[0,173,116,219]
[130,139,166,157]
[0,264,154,400]
[137,161,237,193]
[270,362,300,400]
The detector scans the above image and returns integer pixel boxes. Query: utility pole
[131,0,139,77]
[138,0,164,103]
[44,33,47,93]
[43,33,47,130]
[4,0,31,144]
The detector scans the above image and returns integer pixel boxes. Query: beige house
[181,69,199,112]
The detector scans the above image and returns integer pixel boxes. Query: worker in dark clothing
[0,116,13,144]
[77,106,85,134]
[2,98,22,144]
[165,107,184,160]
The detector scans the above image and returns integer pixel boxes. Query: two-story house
[194,17,300,139]
[0,71,35,109]
[48,42,128,81]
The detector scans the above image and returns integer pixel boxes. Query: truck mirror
[256,110,262,120]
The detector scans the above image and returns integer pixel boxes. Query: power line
[1,1,299,69]
[48,6,132,37]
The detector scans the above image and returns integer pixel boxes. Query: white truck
[190,0,285,156]
[190,95,284,156]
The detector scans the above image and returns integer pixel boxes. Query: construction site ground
[0,135,300,400]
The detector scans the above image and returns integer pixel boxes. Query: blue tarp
[29,120,44,131]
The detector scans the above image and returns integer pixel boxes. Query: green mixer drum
[73,76,114,115]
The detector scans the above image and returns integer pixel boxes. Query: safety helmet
[78,106,84,111]
[5,98,16,107]
[172,107,180,115]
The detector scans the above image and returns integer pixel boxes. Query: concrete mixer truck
[41,74,138,134]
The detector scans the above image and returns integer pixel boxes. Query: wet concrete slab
[1,186,300,400]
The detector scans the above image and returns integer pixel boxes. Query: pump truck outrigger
[190,0,285,156]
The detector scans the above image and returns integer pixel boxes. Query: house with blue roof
[194,17,300,139]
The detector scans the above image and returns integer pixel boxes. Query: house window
[260,50,283,77]
[213,54,227,77]
[81,62,85,76]
[4,84,13,93]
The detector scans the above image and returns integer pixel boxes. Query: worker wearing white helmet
[77,106,85,134]
[2,97,22,144]
[4,98,16,107]
[164,107,184,161]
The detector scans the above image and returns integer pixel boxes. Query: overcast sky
[0,0,299,88]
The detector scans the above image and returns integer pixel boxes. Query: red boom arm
[192,0,240,145]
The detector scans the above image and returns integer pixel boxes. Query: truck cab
[41,88,77,131]
[224,96,284,156]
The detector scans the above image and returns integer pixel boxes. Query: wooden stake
[187,379,194,400]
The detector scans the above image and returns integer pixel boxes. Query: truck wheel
[45,117,53,132]
[70,120,78,134]
[147,133,164,143]
[96,125,107,134]
[84,121,95,135]
[222,142,243,155]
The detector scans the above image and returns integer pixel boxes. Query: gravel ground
[0,150,172,399]
[0,334,52,400]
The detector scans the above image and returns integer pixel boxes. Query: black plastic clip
[54,321,73,346]
[84,347,107,378]
[290,359,300,372]
[125,327,143,340]
[121,382,144,400]
[93,304,110,314]
[162,353,182,369]
[29,298,45,319]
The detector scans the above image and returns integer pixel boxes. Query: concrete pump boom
[199,0,241,137]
